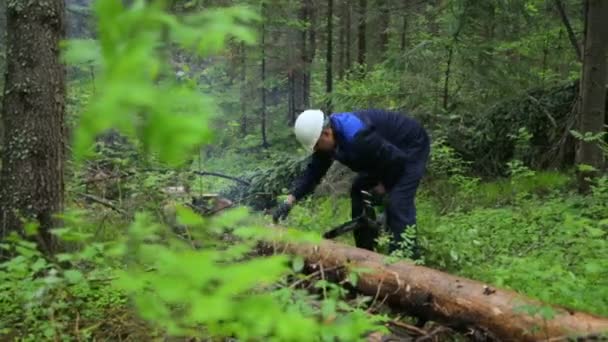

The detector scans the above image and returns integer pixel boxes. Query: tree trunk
[288,70,295,124]
[325,0,333,113]
[0,1,66,255]
[261,237,608,341]
[337,0,345,80]
[240,42,247,135]
[576,0,608,191]
[378,0,389,56]
[357,0,366,68]
[443,45,454,112]
[345,1,352,73]
[553,0,582,61]
[260,5,269,148]
[303,0,316,109]
[289,1,307,118]
[0,0,6,142]
[442,4,467,113]
[400,16,407,52]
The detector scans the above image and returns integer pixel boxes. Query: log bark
[264,237,608,341]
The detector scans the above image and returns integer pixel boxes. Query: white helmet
[294,109,325,151]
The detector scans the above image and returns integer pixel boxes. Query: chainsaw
[322,190,385,239]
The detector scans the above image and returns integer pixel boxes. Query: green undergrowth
[285,170,608,317]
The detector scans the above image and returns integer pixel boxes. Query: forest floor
[1,145,606,341]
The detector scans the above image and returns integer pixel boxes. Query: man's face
[314,128,336,152]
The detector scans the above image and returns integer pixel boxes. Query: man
[273,109,430,257]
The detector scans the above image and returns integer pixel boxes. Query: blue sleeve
[291,152,333,200]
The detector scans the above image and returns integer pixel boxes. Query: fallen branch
[77,193,128,216]
[193,171,251,186]
[261,234,608,341]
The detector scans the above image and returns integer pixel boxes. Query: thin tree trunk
[260,5,268,148]
[0,0,6,143]
[357,0,366,68]
[240,42,247,135]
[442,45,454,111]
[326,0,333,112]
[338,0,345,80]
[292,1,306,115]
[303,0,316,108]
[400,16,407,52]
[288,71,295,124]
[553,0,582,61]
[378,0,389,56]
[576,0,608,191]
[442,5,466,112]
[345,1,352,72]
[0,0,66,255]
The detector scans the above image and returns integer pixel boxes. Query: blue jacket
[292,109,430,200]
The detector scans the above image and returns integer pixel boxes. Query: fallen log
[264,236,608,341]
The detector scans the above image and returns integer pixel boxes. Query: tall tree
[0,0,6,143]
[0,1,66,254]
[576,0,608,191]
[345,0,352,72]
[337,0,345,79]
[325,0,333,112]
[302,0,316,108]
[240,42,248,135]
[260,2,269,148]
[442,1,468,112]
[553,0,582,61]
[377,0,390,56]
[400,16,407,52]
[357,0,367,67]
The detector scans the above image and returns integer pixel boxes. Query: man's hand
[372,183,386,195]
[272,195,295,223]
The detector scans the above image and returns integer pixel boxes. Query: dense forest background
[0,0,606,340]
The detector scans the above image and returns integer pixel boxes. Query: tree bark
[262,237,608,341]
[443,45,454,112]
[576,0,608,191]
[378,0,390,57]
[345,0,352,73]
[442,4,467,112]
[0,0,66,255]
[0,0,6,142]
[337,0,345,80]
[260,4,269,148]
[357,0,366,68]
[240,42,247,135]
[553,0,582,61]
[325,0,333,112]
[400,16,407,52]
[302,0,316,109]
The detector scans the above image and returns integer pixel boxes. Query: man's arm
[291,152,334,201]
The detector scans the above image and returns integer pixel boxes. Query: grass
[285,171,608,317]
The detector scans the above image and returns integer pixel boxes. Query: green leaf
[61,39,101,65]
[24,222,39,237]
[587,227,606,237]
[176,205,204,227]
[292,256,304,272]
[64,270,84,284]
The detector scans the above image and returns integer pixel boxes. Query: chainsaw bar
[322,215,381,239]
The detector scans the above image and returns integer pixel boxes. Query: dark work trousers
[350,153,429,254]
